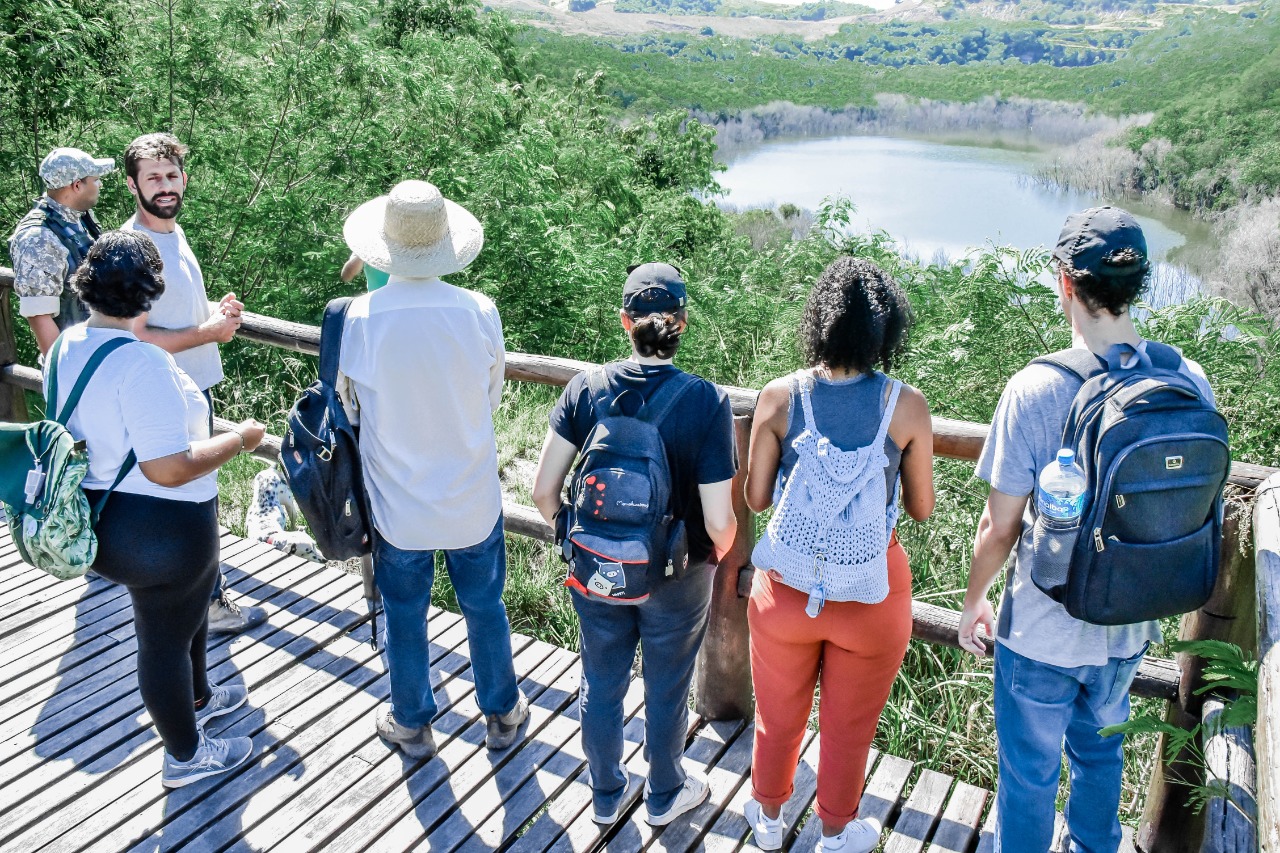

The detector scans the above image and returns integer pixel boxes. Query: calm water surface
[718,135,1217,307]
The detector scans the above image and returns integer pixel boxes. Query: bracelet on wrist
[231,428,245,453]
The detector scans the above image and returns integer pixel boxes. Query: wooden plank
[599,718,745,853]
[548,708,712,853]
[793,753,912,853]
[0,538,296,723]
[1049,813,1070,852]
[366,643,578,851]
[156,617,505,853]
[0,559,365,844]
[95,611,466,853]
[399,649,586,852]
[884,770,954,853]
[637,719,757,852]
[505,675,651,853]
[1256,473,1280,853]
[924,781,988,853]
[973,796,997,853]
[0,533,266,666]
[34,614,396,853]
[701,730,823,853]
[319,641,575,853]
[2,563,383,853]
[0,546,329,761]
[277,635,573,853]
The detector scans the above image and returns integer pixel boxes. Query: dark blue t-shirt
[549,361,738,564]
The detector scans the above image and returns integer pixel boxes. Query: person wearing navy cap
[533,262,738,828]
[958,207,1218,851]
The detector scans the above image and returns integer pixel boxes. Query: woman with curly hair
[743,256,935,852]
[49,230,266,788]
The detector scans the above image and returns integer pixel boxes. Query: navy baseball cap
[622,263,688,315]
[1052,206,1150,278]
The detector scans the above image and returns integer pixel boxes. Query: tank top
[775,370,904,524]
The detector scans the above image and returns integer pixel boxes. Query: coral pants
[747,537,913,825]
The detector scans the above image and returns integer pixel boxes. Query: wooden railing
[2,269,1276,849]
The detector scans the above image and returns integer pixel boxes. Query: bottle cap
[1057,448,1075,466]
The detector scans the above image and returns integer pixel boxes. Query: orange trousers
[747,536,913,825]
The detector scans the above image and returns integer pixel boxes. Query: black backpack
[1028,342,1230,625]
[560,369,694,604]
[281,297,373,561]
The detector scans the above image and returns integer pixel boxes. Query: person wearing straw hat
[8,146,116,354]
[339,180,527,760]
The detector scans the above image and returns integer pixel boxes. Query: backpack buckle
[317,446,333,462]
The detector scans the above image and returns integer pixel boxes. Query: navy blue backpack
[1029,343,1230,625]
[281,298,373,562]
[560,369,694,604]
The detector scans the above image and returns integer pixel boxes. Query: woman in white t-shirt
[52,231,266,788]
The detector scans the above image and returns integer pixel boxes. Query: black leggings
[87,490,220,761]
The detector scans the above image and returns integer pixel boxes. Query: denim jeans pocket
[1104,642,1149,706]
[1010,652,1079,706]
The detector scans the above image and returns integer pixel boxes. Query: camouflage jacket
[7,196,101,328]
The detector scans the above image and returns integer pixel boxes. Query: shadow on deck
[0,530,1120,852]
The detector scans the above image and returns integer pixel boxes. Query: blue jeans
[373,514,518,729]
[993,642,1146,853]
[571,563,715,817]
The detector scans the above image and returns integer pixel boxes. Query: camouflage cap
[38,147,116,189]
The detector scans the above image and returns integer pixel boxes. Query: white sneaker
[644,771,710,826]
[816,818,881,853]
[162,730,253,788]
[744,799,785,850]
[195,683,248,727]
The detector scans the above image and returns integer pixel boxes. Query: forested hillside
[521,3,1280,211]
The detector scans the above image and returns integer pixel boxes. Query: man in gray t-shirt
[958,207,1216,852]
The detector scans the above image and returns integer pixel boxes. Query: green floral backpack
[0,335,137,580]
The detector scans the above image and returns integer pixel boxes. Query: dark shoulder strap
[319,297,353,387]
[1031,347,1105,384]
[51,337,138,425]
[637,372,697,425]
[91,449,136,523]
[83,209,103,241]
[1145,341,1183,371]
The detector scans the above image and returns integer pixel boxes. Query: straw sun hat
[343,180,484,279]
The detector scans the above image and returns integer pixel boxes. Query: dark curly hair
[627,310,686,360]
[70,230,166,319]
[799,257,911,374]
[1059,248,1150,317]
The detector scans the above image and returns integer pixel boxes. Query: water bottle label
[1037,486,1084,521]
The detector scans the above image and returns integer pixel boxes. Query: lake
[717,135,1218,308]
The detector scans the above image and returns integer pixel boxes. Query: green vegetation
[4,0,1279,823]
[521,3,1280,209]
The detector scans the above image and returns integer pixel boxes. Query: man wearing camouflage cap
[7,147,116,354]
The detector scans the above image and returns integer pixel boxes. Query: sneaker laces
[215,593,243,617]
[178,732,228,771]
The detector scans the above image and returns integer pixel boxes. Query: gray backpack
[1029,343,1230,625]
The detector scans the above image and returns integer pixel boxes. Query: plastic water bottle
[1037,449,1087,522]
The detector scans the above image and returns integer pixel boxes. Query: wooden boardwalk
[0,528,1126,852]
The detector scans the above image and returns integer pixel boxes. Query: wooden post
[0,270,30,423]
[1138,505,1259,852]
[1255,474,1280,853]
[694,414,755,721]
[1198,696,1258,852]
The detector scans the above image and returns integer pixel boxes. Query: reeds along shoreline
[703,94,1146,154]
